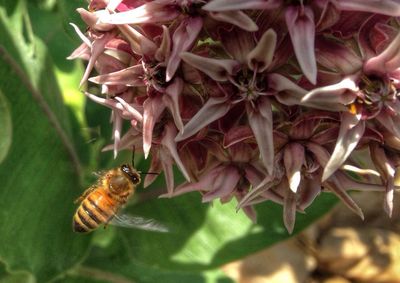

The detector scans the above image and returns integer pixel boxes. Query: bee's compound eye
[120,164,140,184]
[121,164,130,174]
[130,173,140,184]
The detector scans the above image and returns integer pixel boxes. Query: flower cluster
[69,0,400,233]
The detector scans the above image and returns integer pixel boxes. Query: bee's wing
[110,214,169,233]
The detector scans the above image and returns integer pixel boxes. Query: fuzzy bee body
[73,164,140,233]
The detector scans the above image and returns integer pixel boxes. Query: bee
[73,153,167,233]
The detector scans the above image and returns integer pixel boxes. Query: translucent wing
[110,214,169,233]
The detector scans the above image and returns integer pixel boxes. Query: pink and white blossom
[69,0,400,233]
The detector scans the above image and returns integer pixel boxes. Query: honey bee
[73,161,167,233]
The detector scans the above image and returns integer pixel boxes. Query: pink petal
[69,23,100,86]
[144,153,162,188]
[155,25,171,62]
[163,78,184,132]
[268,73,308,106]
[166,17,203,82]
[334,0,400,17]
[102,127,142,152]
[298,177,321,210]
[246,97,274,175]
[159,149,175,195]
[77,8,114,31]
[229,143,253,163]
[175,96,231,142]
[322,113,365,181]
[106,0,123,11]
[203,0,281,11]
[82,32,116,86]
[180,52,239,82]
[247,28,277,72]
[236,175,275,209]
[290,112,332,140]
[114,96,143,123]
[244,164,269,187]
[202,166,241,202]
[117,24,158,56]
[336,171,386,192]
[99,2,179,24]
[161,123,190,182]
[223,125,254,148]
[370,143,395,217]
[143,96,166,158]
[112,113,122,158]
[208,11,258,32]
[376,113,400,139]
[89,65,145,86]
[364,32,400,74]
[300,76,358,111]
[163,165,224,197]
[310,127,340,145]
[219,29,254,64]
[325,175,364,219]
[283,189,297,234]
[382,128,400,150]
[285,6,317,84]
[67,43,90,60]
[240,205,258,223]
[315,37,363,75]
[84,91,126,112]
[284,143,305,193]
[305,142,331,167]
[69,23,91,47]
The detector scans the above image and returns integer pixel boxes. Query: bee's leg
[74,186,96,203]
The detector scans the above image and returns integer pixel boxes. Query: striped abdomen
[73,189,117,233]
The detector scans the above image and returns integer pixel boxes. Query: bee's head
[120,164,141,185]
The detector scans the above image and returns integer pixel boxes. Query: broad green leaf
[0,90,12,164]
[27,0,87,126]
[28,0,85,71]
[0,269,35,283]
[65,232,234,283]
[114,188,336,271]
[0,1,90,282]
[0,262,35,283]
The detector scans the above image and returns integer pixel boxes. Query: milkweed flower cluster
[69,0,400,233]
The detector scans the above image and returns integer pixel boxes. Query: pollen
[348,103,358,115]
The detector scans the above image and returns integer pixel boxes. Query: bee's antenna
[131,145,135,168]
[131,144,158,175]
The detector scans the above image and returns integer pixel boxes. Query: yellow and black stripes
[72,192,113,233]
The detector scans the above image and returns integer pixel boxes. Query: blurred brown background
[223,191,400,283]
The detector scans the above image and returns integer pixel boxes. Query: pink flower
[163,139,266,222]
[69,0,400,233]
[204,0,400,84]
[176,26,292,175]
[299,16,400,215]
[239,111,385,232]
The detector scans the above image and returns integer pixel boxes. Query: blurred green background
[0,1,337,282]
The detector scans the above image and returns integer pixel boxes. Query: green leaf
[0,1,90,281]
[113,189,336,271]
[66,232,234,283]
[0,272,35,283]
[0,90,12,164]
[0,262,35,283]
[28,0,85,72]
